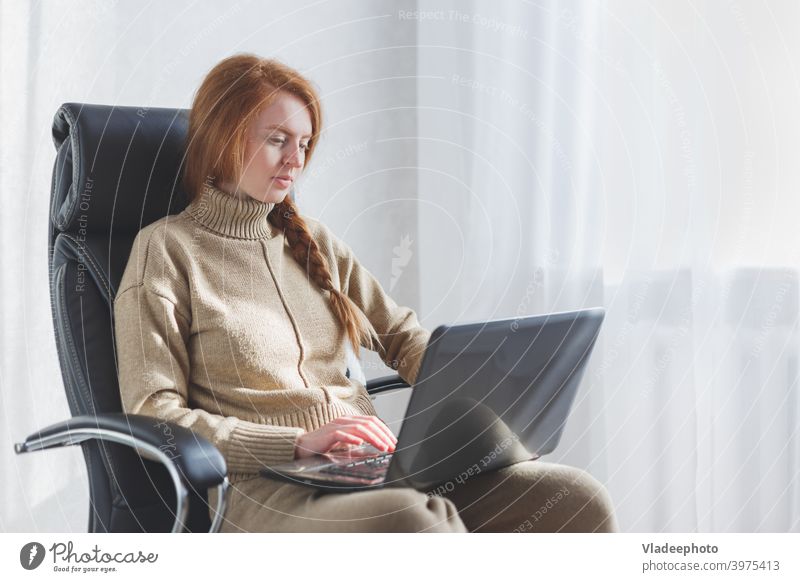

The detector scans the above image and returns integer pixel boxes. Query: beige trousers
[212,460,618,533]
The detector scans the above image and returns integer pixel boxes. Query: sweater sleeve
[113,227,305,473]
[320,225,432,386]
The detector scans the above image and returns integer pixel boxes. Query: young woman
[114,53,617,533]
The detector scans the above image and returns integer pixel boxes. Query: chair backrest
[49,102,203,532]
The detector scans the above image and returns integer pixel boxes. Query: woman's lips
[273,176,293,189]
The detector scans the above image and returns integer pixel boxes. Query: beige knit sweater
[114,184,430,478]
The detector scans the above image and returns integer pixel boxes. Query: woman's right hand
[294,415,397,460]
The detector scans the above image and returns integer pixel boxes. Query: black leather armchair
[14,103,410,533]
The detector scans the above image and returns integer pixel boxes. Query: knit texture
[114,183,430,478]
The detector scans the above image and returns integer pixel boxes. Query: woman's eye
[268,138,308,151]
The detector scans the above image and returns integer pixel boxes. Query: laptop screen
[385,308,605,491]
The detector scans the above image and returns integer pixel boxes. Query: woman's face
[220,90,313,204]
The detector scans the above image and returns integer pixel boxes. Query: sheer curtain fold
[418,0,800,531]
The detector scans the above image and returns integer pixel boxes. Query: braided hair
[269,197,381,354]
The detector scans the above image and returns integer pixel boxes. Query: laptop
[260,307,605,493]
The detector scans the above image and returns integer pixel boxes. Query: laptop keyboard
[318,452,393,479]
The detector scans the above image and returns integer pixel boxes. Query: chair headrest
[51,103,190,236]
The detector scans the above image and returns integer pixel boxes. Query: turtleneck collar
[186,183,277,240]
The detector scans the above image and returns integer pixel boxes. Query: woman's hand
[294,415,397,460]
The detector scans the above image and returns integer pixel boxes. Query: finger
[331,417,395,450]
[346,415,397,446]
[327,430,363,450]
[367,416,398,446]
[359,418,396,450]
[356,422,395,452]
[340,423,391,452]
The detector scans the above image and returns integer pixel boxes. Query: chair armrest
[15,413,226,488]
[365,374,411,396]
[14,413,229,533]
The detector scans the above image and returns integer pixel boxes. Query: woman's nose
[283,147,304,168]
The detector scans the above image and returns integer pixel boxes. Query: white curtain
[3,0,800,533]
[417,0,800,532]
